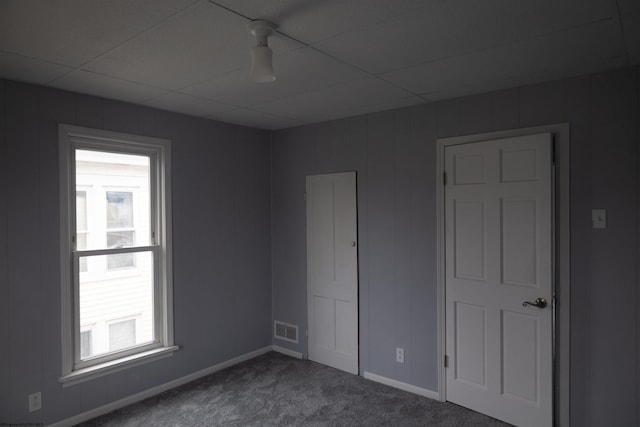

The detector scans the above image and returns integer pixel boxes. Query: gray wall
[271,66,640,426]
[0,80,272,425]
[1,65,638,426]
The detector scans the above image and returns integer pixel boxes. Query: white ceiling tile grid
[0,0,637,130]
[0,0,200,68]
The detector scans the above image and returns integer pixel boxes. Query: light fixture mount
[247,20,276,44]
[247,20,277,83]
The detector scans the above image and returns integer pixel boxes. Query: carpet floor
[77,351,510,426]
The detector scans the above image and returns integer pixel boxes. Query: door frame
[436,124,570,426]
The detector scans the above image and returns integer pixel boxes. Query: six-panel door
[445,134,553,427]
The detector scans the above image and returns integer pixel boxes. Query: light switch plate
[592,209,606,229]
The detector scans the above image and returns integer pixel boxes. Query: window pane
[76,191,87,231]
[107,253,135,270]
[106,230,134,248]
[106,191,133,229]
[107,231,135,269]
[80,330,93,359]
[109,319,136,352]
[77,232,88,272]
[75,149,151,249]
[78,251,154,358]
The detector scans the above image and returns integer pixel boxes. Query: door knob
[522,297,547,309]
[351,241,356,247]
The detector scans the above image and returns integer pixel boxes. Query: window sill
[59,345,179,387]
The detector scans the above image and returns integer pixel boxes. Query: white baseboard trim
[48,345,273,427]
[363,371,440,401]
[272,345,303,359]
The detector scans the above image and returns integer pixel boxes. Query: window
[59,125,176,385]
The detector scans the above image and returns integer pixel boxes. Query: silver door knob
[522,297,547,309]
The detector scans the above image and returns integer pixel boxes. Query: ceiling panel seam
[615,0,631,64]
[377,16,620,79]
[48,0,202,86]
[208,0,429,103]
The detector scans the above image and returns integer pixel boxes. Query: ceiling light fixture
[247,20,277,83]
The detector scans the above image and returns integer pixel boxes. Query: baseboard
[272,345,303,359]
[363,371,440,401]
[48,345,273,427]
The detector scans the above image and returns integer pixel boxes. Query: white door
[306,172,358,374]
[445,134,553,427]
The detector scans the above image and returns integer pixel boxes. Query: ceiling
[1,0,638,130]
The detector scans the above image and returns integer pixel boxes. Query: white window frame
[59,124,177,387]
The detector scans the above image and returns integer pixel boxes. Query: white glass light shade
[250,45,275,83]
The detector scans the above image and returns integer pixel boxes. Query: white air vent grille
[274,321,298,344]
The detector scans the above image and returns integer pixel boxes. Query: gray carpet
[77,352,510,426]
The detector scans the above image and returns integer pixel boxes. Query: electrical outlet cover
[29,392,42,412]
[592,209,606,229]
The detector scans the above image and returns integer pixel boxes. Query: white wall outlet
[592,209,606,229]
[396,347,405,363]
[28,392,41,412]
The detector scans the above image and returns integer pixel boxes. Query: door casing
[436,124,570,427]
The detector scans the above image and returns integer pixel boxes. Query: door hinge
[305,329,308,337]
[304,192,307,201]
[444,354,449,368]
[443,172,447,186]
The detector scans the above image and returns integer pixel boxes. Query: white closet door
[307,172,358,374]
[445,134,553,427]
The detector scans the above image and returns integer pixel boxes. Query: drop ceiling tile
[310,96,423,124]
[314,1,522,75]
[207,108,303,130]
[313,0,619,75]
[520,19,625,68]
[382,19,625,95]
[0,52,72,84]
[622,14,640,64]
[424,55,627,102]
[211,0,430,44]
[51,70,168,104]
[530,56,628,83]
[83,1,302,91]
[0,0,631,131]
[0,0,199,67]
[142,92,234,117]
[617,0,640,16]
[181,47,366,106]
[518,0,617,38]
[251,77,421,122]
[422,77,529,102]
